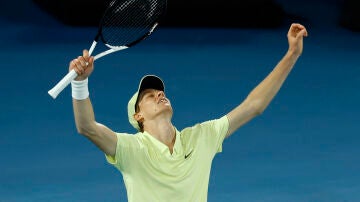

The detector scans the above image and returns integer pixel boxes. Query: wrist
[71,78,89,100]
[287,48,301,58]
[285,50,301,61]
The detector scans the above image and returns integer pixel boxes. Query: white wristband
[71,78,89,100]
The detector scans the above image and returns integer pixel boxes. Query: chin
[163,106,173,116]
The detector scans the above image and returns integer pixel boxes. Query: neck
[144,119,176,153]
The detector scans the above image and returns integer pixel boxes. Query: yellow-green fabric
[105,115,229,202]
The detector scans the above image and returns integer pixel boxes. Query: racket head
[98,0,167,49]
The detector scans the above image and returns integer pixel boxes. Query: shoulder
[114,132,144,147]
[180,115,229,139]
[182,115,229,132]
[179,115,229,154]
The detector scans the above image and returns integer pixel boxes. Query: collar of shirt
[142,128,183,157]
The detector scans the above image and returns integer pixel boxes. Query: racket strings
[101,0,165,47]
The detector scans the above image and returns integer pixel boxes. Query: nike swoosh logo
[185,150,193,159]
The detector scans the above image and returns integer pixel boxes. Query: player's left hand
[287,23,308,57]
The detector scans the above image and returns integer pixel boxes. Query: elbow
[254,104,266,115]
[251,106,264,117]
[75,122,97,137]
[76,126,87,136]
[248,99,267,116]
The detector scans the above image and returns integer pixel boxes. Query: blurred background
[1,0,360,30]
[0,0,359,201]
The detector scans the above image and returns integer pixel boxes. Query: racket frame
[48,14,160,99]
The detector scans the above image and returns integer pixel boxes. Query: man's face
[136,89,173,122]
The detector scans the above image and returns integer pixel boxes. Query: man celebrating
[69,23,308,201]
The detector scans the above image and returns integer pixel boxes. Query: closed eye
[140,90,157,101]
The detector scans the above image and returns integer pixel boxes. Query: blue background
[0,0,359,201]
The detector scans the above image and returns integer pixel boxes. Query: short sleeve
[193,115,229,154]
[105,133,138,172]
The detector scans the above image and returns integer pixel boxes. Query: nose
[156,90,165,98]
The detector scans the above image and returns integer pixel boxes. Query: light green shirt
[106,115,229,202]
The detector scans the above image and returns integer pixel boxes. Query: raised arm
[70,50,117,156]
[226,23,308,137]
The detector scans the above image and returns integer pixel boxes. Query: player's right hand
[69,49,94,81]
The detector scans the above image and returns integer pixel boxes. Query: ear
[133,113,144,122]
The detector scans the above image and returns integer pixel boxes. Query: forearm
[72,98,98,136]
[68,51,117,156]
[226,23,307,137]
[246,50,300,112]
[226,51,300,136]
[72,96,117,156]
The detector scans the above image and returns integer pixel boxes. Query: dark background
[0,0,359,31]
[1,0,359,202]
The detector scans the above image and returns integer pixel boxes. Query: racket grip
[48,69,78,99]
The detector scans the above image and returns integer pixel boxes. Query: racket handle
[48,69,78,99]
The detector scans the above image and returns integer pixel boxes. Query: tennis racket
[48,0,167,99]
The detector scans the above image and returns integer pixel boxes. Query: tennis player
[69,23,308,201]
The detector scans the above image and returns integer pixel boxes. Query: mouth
[158,98,168,104]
